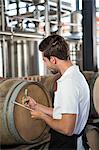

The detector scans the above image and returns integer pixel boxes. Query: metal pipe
[23,40,28,76]
[17,40,23,77]
[1,0,7,77]
[76,0,79,11]
[2,36,6,77]
[0,41,3,77]
[11,36,15,77]
[45,0,50,37]
[57,0,62,35]
[0,31,44,39]
[1,0,5,31]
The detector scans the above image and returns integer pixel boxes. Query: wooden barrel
[0,79,52,145]
[0,77,4,80]
[82,71,99,119]
[22,73,61,100]
[82,71,96,84]
[1,141,50,150]
[0,77,6,83]
[93,76,99,116]
[86,125,99,150]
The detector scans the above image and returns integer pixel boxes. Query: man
[26,35,90,150]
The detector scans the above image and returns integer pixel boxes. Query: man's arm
[35,103,53,117]
[30,110,77,136]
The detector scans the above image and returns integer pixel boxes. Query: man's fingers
[26,96,37,104]
[32,100,37,104]
[22,96,37,110]
[24,100,29,104]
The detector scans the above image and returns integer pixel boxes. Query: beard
[50,69,59,74]
[51,70,58,74]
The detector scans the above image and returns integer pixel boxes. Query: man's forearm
[30,110,76,136]
[39,113,68,135]
[36,103,53,117]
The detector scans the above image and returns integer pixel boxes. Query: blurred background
[0,0,99,77]
[0,1,99,150]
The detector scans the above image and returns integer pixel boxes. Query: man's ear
[50,56,56,64]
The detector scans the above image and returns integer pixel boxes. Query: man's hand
[30,110,45,120]
[22,96,53,117]
[22,96,37,110]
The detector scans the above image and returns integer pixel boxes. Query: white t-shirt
[53,65,90,150]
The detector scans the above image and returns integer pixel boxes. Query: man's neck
[58,61,73,75]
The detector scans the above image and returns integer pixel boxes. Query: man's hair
[39,34,70,60]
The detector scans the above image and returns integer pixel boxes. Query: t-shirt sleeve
[53,78,79,119]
